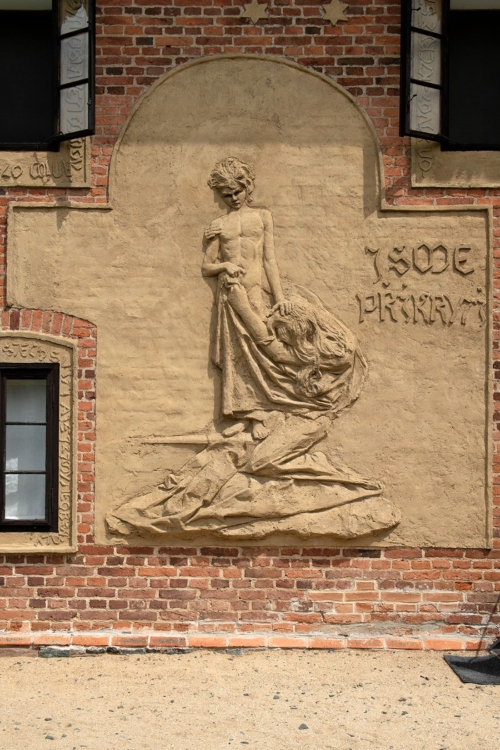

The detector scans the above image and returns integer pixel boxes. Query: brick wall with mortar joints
[0,0,498,647]
[0,547,499,643]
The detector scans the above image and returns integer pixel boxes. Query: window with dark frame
[0,364,59,532]
[0,0,95,152]
[400,0,500,151]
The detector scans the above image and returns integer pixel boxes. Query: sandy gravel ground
[0,649,498,750]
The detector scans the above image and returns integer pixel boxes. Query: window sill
[0,333,77,554]
[411,139,500,188]
[0,138,89,189]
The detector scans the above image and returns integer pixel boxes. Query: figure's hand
[224,276,241,288]
[271,299,293,316]
[204,221,223,242]
[224,262,245,277]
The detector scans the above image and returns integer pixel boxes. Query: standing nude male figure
[202,157,298,367]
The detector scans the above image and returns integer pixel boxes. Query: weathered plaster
[6,56,492,547]
[411,138,500,188]
[0,139,90,189]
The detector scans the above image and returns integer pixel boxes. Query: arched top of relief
[109,55,383,211]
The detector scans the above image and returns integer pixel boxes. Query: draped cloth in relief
[107,283,399,540]
[214,281,367,417]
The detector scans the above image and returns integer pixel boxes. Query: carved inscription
[0,139,87,187]
[356,244,485,328]
[60,0,89,35]
[0,341,61,361]
[61,37,87,84]
[414,35,439,84]
[356,289,486,326]
[1,164,23,181]
[61,86,88,134]
[410,0,442,135]
[412,134,500,189]
[69,138,85,172]
[412,0,441,34]
[366,244,475,283]
[412,85,440,136]
[416,139,434,175]
[54,366,73,549]
[0,336,75,551]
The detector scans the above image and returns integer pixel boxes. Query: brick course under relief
[0,0,498,650]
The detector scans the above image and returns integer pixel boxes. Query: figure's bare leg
[226,285,299,365]
[245,414,331,475]
[226,284,272,342]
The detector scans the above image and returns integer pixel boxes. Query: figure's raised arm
[262,210,293,314]
[202,221,243,278]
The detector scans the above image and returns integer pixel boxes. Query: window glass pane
[410,83,441,136]
[412,0,442,34]
[5,473,46,520]
[6,425,46,471]
[60,83,88,135]
[60,33,89,85]
[448,10,500,146]
[60,0,89,35]
[0,10,54,145]
[6,379,46,423]
[411,32,441,86]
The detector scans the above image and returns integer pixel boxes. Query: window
[0,335,76,552]
[0,364,59,532]
[0,0,95,151]
[400,0,500,150]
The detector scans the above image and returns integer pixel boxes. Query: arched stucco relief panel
[6,56,491,547]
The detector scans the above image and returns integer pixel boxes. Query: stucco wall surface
[7,57,491,549]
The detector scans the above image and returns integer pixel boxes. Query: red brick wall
[0,0,498,650]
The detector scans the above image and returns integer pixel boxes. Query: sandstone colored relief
[0,139,89,189]
[6,56,491,547]
[322,0,348,27]
[411,138,500,189]
[106,158,399,540]
[241,0,268,24]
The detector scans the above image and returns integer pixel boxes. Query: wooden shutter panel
[400,0,447,141]
[52,0,95,142]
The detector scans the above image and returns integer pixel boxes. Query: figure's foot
[252,421,270,441]
[222,421,247,438]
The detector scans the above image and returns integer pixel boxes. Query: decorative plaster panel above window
[0,333,77,553]
[411,139,500,187]
[0,139,90,188]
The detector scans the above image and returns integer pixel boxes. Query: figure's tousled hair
[269,303,347,365]
[208,157,255,203]
[269,301,349,399]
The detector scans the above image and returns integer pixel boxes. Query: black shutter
[400,0,448,141]
[52,0,95,143]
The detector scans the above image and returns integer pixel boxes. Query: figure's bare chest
[219,211,264,243]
